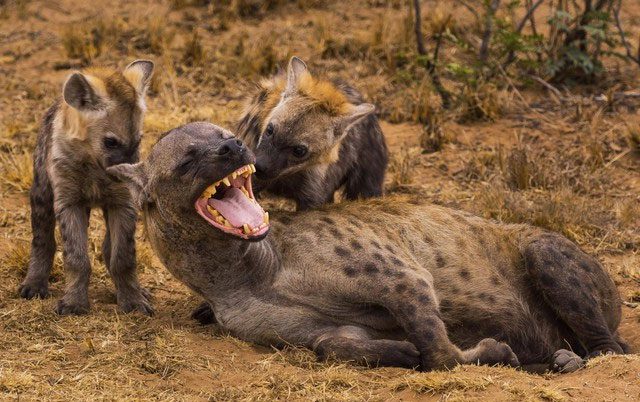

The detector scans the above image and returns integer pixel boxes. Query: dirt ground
[0,0,639,400]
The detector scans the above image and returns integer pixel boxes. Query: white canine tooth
[222,177,231,186]
[243,224,251,234]
[264,212,269,224]
[250,164,256,173]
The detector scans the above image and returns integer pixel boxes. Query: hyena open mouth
[195,164,269,240]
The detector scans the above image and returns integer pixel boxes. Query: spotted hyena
[236,56,388,210]
[109,122,628,372]
[19,60,155,315]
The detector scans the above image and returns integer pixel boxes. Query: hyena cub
[19,60,155,315]
[236,56,388,210]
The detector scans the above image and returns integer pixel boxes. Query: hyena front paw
[551,349,584,373]
[191,302,217,325]
[19,280,49,299]
[55,297,90,315]
[118,292,154,316]
[470,338,520,367]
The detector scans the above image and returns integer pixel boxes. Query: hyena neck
[145,207,281,297]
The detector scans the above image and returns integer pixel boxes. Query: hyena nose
[218,138,245,156]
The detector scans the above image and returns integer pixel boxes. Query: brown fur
[236,57,388,210]
[19,60,155,316]
[110,122,627,372]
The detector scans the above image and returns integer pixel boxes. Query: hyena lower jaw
[194,163,269,239]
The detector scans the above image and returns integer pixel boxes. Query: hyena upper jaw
[236,56,389,210]
[20,60,155,316]
[112,122,626,372]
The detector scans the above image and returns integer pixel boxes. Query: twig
[530,75,563,101]
[479,0,501,63]
[613,0,640,67]
[412,0,453,109]
[502,0,545,70]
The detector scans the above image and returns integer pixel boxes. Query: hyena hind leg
[523,232,625,369]
[20,176,56,299]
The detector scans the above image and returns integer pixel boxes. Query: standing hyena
[236,56,388,210]
[110,122,629,372]
[19,60,155,316]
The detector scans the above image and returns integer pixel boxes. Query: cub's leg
[20,172,56,299]
[343,163,384,200]
[313,326,420,369]
[105,205,153,315]
[192,301,217,325]
[55,205,92,315]
[523,232,626,371]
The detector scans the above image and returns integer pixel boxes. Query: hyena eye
[292,145,308,158]
[103,137,121,149]
[264,123,274,137]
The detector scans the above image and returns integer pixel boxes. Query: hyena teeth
[203,184,216,199]
[243,224,251,234]
[222,177,231,186]
[264,212,269,224]
[249,164,256,173]
[231,172,238,180]
[206,205,219,216]
[241,187,250,198]
[243,170,251,178]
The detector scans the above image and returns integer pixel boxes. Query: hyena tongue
[208,188,264,229]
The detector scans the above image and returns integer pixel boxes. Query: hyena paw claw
[55,298,90,315]
[19,281,49,299]
[119,297,154,316]
[191,302,217,325]
[472,338,520,367]
[551,349,584,373]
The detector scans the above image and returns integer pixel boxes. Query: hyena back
[19,60,155,316]
[236,57,388,210]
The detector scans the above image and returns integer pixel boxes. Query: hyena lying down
[236,57,388,210]
[20,60,154,315]
[109,122,628,371]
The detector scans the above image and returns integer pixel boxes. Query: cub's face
[60,60,154,168]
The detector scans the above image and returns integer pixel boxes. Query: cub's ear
[335,103,375,137]
[107,162,150,208]
[123,59,155,95]
[63,73,105,111]
[284,56,308,96]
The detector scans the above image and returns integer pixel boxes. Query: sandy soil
[0,0,639,401]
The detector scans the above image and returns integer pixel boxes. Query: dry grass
[0,0,639,400]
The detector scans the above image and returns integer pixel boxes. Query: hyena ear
[285,56,308,95]
[123,59,155,95]
[335,103,375,137]
[63,73,105,111]
[107,162,150,208]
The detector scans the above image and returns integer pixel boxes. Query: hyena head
[108,122,269,241]
[56,60,154,167]
[254,57,375,181]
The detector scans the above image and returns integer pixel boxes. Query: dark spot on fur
[459,269,471,280]
[383,268,392,276]
[350,240,363,250]
[334,246,350,257]
[417,279,428,287]
[450,286,459,294]
[579,259,593,272]
[456,237,466,249]
[373,252,385,262]
[321,217,335,225]
[424,235,434,244]
[343,266,358,277]
[435,252,446,268]
[539,272,554,287]
[491,276,500,285]
[418,294,430,303]
[395,283,407,293]
[329,227,344,240]
[439,299,452,311]
[372,240,381,250]
[405,304,417,316]
[385,245,395,253]
[364,263,379,274]
[390,256,405,267]
[279,215,292,225]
